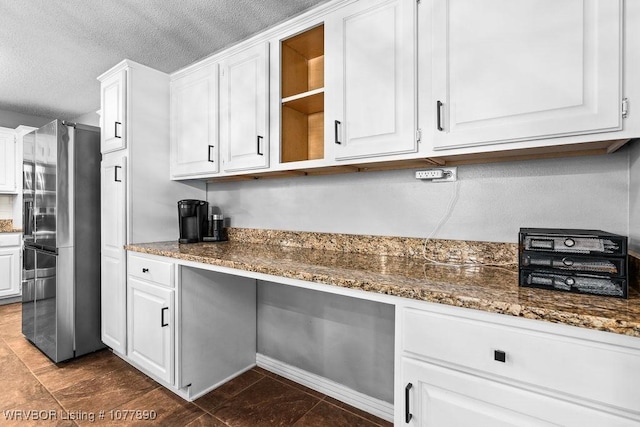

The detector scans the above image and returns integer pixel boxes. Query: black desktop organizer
[518,228,628,298]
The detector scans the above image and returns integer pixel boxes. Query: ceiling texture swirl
[1,0,328,120]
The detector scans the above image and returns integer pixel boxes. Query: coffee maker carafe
[177,200,208,243]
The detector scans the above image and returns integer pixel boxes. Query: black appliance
[203,212,228,242]
[519,228,628,298]
[178,200,208,243]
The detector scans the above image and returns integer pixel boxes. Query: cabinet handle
[257,136,264,156]
[114,166,121,182]
[436,101,444,131]
[142,268,149,273]
[114,121,122,138]
[405,383,413,423]
[334,120,342,144]
[161,307,169,327]
[208,145,215,162]
[494,350,506,363]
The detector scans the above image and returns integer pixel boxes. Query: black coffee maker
[177,200,208,243]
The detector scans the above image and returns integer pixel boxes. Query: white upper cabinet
[0,128,16,193]
[220,42,270,172]
[431,0,622,150]
[170,64,219,178]
[100,69,127,153]
[326,0,417,160]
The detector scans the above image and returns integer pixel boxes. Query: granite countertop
[0,220,20,233]
[126,230,640,338]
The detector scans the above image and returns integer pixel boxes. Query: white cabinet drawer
[128,253,174,287]
[0,233,21,247]
[402,307,640,414]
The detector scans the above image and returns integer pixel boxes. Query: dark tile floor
[0,303,392,426]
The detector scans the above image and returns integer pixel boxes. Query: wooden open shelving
[281,24,325,163]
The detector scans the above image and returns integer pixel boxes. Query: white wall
[258,281,395,403]
[0,196,13,219]
[208,149,631,243]
[0,108,51,128]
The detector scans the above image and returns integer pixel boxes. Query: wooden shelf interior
[281,24,325,163]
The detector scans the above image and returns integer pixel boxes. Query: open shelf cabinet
[281,24,324,163]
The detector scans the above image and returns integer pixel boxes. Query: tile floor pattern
[0,303,392,426]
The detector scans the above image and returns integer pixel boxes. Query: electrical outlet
[415,167,457,182]
[416,169,445,179]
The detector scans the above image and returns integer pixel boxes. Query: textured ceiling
[0,0,329,120]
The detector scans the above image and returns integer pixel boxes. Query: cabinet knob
[494,350,506,363]
[142,268,149,273]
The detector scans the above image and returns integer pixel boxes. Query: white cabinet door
[401,358,635,427]
[432,0,622,150]
[0,247,20,298]
[101,69,127,153]
[220,42,270,172]
[326,0,416,160]
[127,277,174,385]
[170,64,219,178]
[0,129,16,193]
[100,153,127,355]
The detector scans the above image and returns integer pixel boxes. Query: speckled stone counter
[126,230,640,338]
[0,220,20,233]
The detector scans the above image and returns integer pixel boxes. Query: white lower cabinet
[127,254,175,385]
[0,233,21,298]
[398,304,640,426]
[402,359,634,427]
[122,252,257,400]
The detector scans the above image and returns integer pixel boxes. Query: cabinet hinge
[416,128,422,143]
[622,98,629,118]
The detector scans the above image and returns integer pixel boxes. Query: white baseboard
[256,353,394,422]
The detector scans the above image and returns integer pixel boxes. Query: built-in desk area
[122,230,640,425]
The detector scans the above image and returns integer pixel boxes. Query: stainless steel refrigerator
[22,119,104,362]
